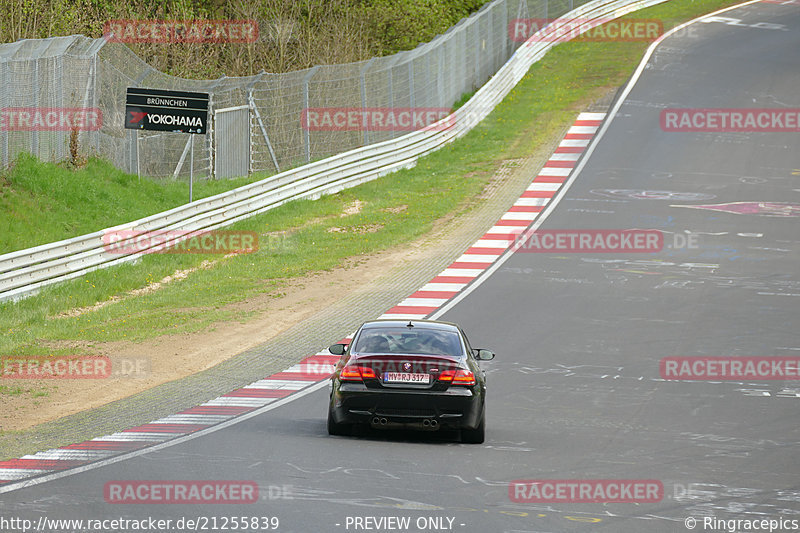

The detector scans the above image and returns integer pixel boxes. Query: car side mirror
[329,343,347,356]
[474,348,495,361]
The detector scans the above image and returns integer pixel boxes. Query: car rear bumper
[330,383,484,430]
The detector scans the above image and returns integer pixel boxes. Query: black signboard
[125,88,209,134]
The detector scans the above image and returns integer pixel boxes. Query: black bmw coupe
[327,319,495,443]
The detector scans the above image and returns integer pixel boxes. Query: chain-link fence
[0,0,584,181]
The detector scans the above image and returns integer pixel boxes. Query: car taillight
[439,369,476,386]
[340,365,376,381]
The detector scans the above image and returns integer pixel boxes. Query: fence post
[503,0,510,60]
[459,25,467,95]
[488,5,494,79]
[387,62,394,110]
[207,76,227,180]
[514,0,528,50]
[32,61,39,159]
[86,36,107,157]
[359,57,376,146]
[58,54,67,161]
[0,62,6,168]
[408,60,415,110]
[475,21,482,86]
[383,55,403,138]
[128,68,151,177]
[77,54,94,163]
[173,136,192,180]
[249,89,280,173]
[437,42,445,108]
[93,54,100,154]
[302,66,319,163]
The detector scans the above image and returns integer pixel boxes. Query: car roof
[359,319,461,333]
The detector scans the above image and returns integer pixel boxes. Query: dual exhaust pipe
[371,416,439,428]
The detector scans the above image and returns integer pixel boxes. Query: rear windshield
[353,328,464,356]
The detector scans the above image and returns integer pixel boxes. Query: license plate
[384,372,430,384]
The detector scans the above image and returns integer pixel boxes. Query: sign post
[124,87,209,202]
[190,135,194,202]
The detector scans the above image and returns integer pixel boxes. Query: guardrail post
[302,66,320,163]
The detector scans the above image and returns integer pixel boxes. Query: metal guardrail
[0,0,667,303]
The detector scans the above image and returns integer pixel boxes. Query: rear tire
[327,408,351,436]
[462,408,485,444]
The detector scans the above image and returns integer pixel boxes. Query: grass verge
[0,156,268,254]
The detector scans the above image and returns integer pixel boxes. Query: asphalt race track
[2,2,799,532]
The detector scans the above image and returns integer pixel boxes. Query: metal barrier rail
[0,0,666,303]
